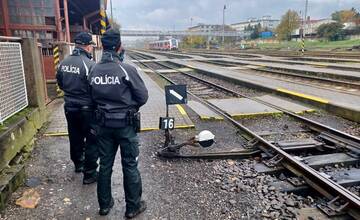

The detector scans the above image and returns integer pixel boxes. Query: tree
[181,36,206,48]
[250,23,261,39]
[317,22,344,41]
[331,8,360,23]
[276,10,300,41]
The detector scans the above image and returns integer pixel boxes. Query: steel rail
[131,51,360,153]
[201,60,360,90]
[142,50,360,91]
[129,51,360,218]
[181,49,360,63]
[140,55,360,150]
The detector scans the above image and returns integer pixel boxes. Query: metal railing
[0,42,28,124]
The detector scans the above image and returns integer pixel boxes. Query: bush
[317,22,345,41]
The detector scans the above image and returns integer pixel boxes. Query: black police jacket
[56,47,95,108]
[88,50,149,115]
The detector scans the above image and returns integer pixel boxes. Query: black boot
[125,201,147,219]
[83,172,98,185]
[99,197,114,216]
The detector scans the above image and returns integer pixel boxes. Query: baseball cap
[101,29,121,50]
[74,32,96,45]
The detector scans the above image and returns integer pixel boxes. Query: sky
[108,0,360,30]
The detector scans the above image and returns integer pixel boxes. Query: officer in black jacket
[56,32,98,184]
[89,29,149,217]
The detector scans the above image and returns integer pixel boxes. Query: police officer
[89,29,148,217]
[56,32,98,184]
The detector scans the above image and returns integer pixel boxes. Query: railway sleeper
[255,153,359,175]
[270,168,360,194]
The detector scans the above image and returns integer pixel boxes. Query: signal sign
[165,85,187,105]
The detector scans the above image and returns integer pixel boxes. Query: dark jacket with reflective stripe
[88,50,148,114]
[56,47,95,107]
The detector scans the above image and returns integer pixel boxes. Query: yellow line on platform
[200,116,224,120]
[141,127,159,132]
[306,109,316,113]
[44,132,68,137]
[176,104,187,115]
[277,88,329,104]
[175,124,195,129]
[231,111,282,119]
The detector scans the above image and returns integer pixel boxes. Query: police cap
[74,32,96,45]
[101,29,121,50]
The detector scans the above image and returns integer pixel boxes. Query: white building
[293,18,336,37]
[230,16,280,31]
[188,24,231,32]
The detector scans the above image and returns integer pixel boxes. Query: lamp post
[222,5,226,45]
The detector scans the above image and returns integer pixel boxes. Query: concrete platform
[45,103,68,136]
[224,58,360,81]
[188,100,223,120]
[255,95,315,114]
[139,50,360,74]
[141,67,193,74]
[154,55,360,122]
[246,57,360,72]
[208,98,282,118]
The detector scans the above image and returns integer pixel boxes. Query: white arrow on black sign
[169,89,183,101]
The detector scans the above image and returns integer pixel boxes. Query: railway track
[183,49,360,60]
[145,50,360,95]
[129,50,360,219]
[243,50,360,60]
[197,59,360,96]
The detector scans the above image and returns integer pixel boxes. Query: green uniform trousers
[96,125,142,213]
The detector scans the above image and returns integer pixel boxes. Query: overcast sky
[108,0,360,30]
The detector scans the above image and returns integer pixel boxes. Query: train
[149,39,179,50]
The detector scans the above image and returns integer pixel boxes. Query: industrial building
[0,0,106,47]
[0,0,107,81]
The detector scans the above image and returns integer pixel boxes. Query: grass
[256,38,360,50]
[0,107,34,132]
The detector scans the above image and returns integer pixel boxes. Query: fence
[0,42,28,123]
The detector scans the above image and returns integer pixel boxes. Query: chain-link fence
[0,42,28,123]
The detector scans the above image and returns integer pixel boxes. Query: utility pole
[110,0,113,21]
[301,0,309,55]
[304,0,308,32]
[222,5,226,45]
[190,17,193,46]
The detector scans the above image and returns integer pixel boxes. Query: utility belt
[95,109,141,132]
[64,104,94,112]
